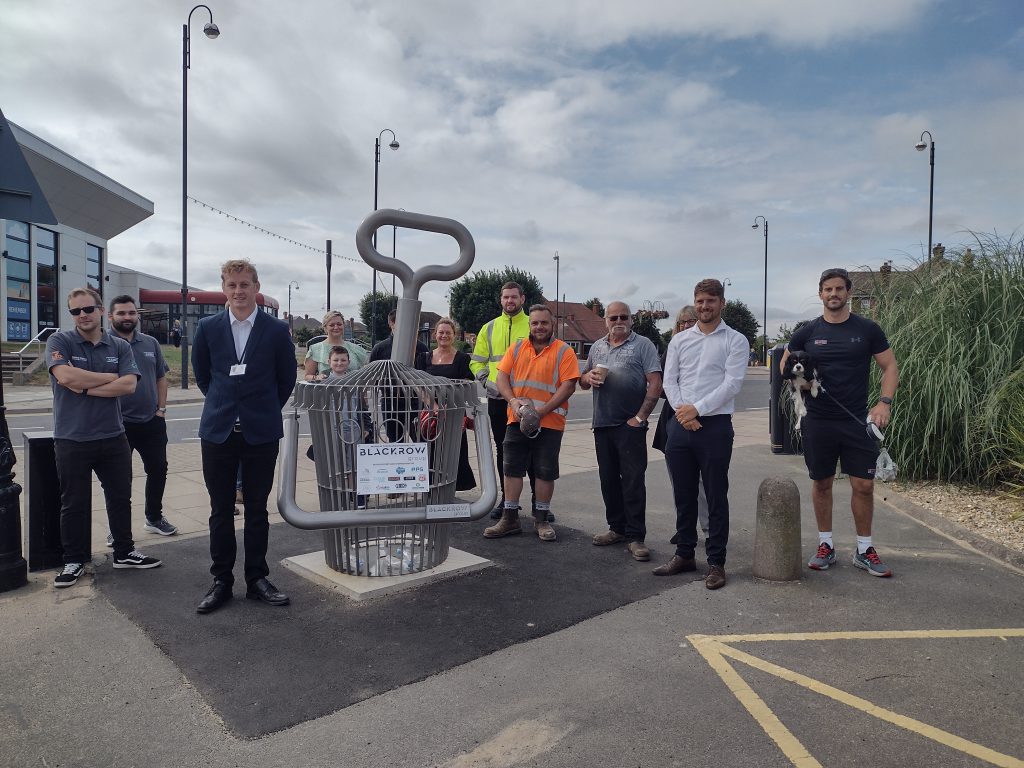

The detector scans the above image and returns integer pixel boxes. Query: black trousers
[664,414,734,566]
[55,435,134,562]
[595,423,649,542]
[488,397,535,504]
[124,416,168,523]
[201,432,279,586]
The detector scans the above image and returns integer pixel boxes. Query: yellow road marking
[687,629,1024,768]
[697,627,1024,643]
[690,636,822,768]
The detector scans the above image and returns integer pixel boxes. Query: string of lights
[187,196,364,265]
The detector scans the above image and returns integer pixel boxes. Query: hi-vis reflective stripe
[511,378,557,393]
[524,397,566,416]
[553,345,570,387]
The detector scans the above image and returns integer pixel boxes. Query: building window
[36,227,58,332]
[4,220,32,341]
[86,243,103,292]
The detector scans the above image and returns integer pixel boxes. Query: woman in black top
[415,318,476,491]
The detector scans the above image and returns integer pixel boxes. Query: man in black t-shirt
[781,268,899,577]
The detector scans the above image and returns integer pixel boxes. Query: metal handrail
[15,327,59,372]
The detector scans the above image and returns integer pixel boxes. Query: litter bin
[22,432,68,571]
[276,210,498,577]
[769,344,802,455]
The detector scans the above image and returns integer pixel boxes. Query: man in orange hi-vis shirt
[484,304,579,542]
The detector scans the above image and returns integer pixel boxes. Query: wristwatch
[879,396,893,405]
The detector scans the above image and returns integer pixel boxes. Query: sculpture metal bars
[277,210,498,576]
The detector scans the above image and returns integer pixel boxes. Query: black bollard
[0,384,27,593]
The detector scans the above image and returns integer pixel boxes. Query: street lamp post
[287,281,299,335]
[553,251,560,339]
[371,128,399,345]
[181,4,219,390]
[752,216,768,365]
[915,130,935,262]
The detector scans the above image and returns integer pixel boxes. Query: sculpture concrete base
[282,547,493,601]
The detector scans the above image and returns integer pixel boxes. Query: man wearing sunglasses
[46,287,161,589]
[580,302,662,562]
[781,268,899,577]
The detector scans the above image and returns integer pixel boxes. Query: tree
[774,320,810,345]
[448,268,544,338]
[721,299,759,347]
[359,291,397,345]
[583,297,605,318]
[632,311,666,354]
[293,326,317,347]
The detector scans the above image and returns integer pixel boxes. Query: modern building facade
[1,117,154,343]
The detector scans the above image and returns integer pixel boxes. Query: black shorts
[801,415,879,480]
[502,423,563,481]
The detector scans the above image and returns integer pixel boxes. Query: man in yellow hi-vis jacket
[470,281,531,518]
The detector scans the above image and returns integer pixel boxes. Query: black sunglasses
[69,305,102,316]
[607,314,630,322]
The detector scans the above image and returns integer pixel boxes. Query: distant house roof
[544,299,606,345]
[848,258,948,305]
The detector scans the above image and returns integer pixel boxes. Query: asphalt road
[5,375,770,446]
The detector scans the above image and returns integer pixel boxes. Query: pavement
[1,366,1023,768]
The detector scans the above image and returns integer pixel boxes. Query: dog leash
[815,381,884,441]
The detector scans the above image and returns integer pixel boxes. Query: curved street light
[371,129,400,345]
[915,130,935,262]
[181,4,220,389]
[752,216,768,365]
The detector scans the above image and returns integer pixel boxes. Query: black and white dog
[781,350,820,428]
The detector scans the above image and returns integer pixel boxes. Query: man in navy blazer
[191,259,297,614]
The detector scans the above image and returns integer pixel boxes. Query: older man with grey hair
[580,301,662,561]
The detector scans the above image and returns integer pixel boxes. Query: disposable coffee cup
[593,364,609,385]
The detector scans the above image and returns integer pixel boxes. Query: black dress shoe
[246,577,290,606]
[197,581,232,614]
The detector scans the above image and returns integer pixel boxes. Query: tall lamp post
[553,251,560,339]
[915,130,935,262]
[181,4,219,389]
[371,128,399,345]
[287,281,299,335]
[752,215,768,365]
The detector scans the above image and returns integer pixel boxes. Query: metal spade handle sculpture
[276,209,498,533]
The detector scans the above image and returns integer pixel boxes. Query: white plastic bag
[875,447,897,482]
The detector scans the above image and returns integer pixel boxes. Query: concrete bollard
[752,477,802,582]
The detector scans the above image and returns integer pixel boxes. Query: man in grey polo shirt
[47,287,162,588]
[580,301,662,562]
[108,295,177,540]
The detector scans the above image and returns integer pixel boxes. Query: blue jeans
[665,415,734,566]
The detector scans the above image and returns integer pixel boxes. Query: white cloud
[2,0,1020,339]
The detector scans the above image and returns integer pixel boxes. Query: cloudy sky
[5,0,1022,334]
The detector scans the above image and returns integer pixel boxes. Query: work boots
[533,511,557,542]
[484,507,522,538]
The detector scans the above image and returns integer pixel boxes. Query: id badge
[229,364,247,376]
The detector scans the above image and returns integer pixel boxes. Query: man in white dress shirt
[652,279,748,589]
